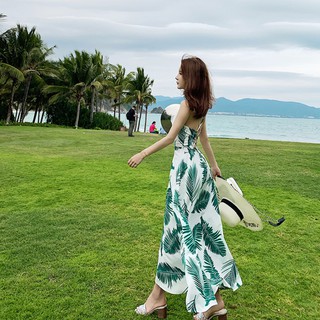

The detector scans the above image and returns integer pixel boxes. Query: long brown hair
[180,55,214,118]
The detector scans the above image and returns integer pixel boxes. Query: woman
[149,121,159,134]
[128,55,242,320]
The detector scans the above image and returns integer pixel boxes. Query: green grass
[0,126,319,320]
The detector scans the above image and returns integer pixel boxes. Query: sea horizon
[120,112,320,144]
[23,111,320,144]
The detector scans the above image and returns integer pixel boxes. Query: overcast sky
[2,0,320,107]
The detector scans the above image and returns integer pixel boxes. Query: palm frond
[200,154,208,184]
[182,222,202,255]
[186,296,197,313]
[176,160,188,185]
[182,222,196,255]
[177,128,186,145]
[186,164,198,202]
[201,217,227,257]
[189,148,196,160]
[186,258,204,296]
[164,186,173,225]
[193,190,210,213]
[203,249,222,285]
[173,211,182,232]
[202,271,215,306]
[156,263,184,289]
[163,228,181,254]
[222,259,239,287]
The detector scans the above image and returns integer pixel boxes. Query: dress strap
[197,117,205,132]
[194,118,205,145]
[196,117,205,138]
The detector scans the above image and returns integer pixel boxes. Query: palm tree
[0,24,50,123]
[18,46,56,122]
[143,94,156,133]
[0,62,24,124]
[126,67,156,132]
[88,50,105,124]
[106,64,134,120]
[44,50,96,128]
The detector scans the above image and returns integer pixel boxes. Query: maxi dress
[155,125,242,313]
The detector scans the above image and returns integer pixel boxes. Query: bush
[47,100,80,127]
[46,99,123,130]
[90,112,123,130]
[0,100,15,122]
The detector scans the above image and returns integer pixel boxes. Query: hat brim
[160,104,180,133]
[216,176,263,231]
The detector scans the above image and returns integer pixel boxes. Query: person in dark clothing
[126,106,136,137]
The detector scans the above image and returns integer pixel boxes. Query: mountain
[149,96,320,119]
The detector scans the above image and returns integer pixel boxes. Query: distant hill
[150,96,320,119]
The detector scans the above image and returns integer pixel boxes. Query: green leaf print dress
[155,125,242,313]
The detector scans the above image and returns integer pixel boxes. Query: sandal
[193,308,227,320]
[135,303,167,319]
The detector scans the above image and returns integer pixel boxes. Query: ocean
[24,111,320,144]
[119,113,320,144]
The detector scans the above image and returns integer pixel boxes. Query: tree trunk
[134,105,140,132]
[32,106,39,123]
[144,105,148,133]
[40,106,45,123]
[15,107,19,120]
[75,99,81,129]
[98,98,102,112]
[137,104,143,132]
[6,81,16,124]
[117,94,121,120]
[133,105,138,131]
[17,108,22,123]
[19,74,32,123]
[90,87,95,124]
[95,97,98,113]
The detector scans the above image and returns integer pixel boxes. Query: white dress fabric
[155,125,242,313]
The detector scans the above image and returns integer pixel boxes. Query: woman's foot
[193,290,226,320]
[145,284,166,312]
[193,308,227,320]
[135,284,167,317]
[135,304,167,318]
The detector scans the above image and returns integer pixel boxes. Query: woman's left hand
[128,152,145,168]
[211,164,221,180]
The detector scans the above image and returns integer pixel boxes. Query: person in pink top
[149,121,159,134]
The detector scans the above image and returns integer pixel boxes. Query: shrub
[90,112,123,130]
[46,99,123,130]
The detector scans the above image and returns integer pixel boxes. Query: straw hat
[216,176,263,231]
[160,104,180,133]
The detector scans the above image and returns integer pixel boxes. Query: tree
[0,24,52,123]
[19,46,55,122]
[143,94,156,133]
[106,64,134,120]
[126,67,156,132]
[44,50,97,128]
[88,50,106,124]
[0,62,24,123]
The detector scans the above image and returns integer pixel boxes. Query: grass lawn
[0,126,319,320]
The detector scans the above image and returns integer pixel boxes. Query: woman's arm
[199,119,221,178]
[128,101,190,168]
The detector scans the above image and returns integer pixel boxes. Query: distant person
[128,55,242,320]
[126,106,136,137]
[149,121,159,134]
[159,127,166,135]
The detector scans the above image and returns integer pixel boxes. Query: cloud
[2,0,320,107]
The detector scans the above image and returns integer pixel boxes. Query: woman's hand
[211,164,221,180]
[128,152,145,168]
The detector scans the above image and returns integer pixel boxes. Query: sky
[2,0,320,107]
